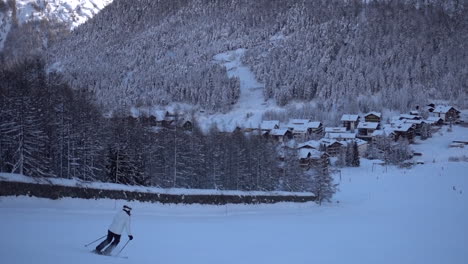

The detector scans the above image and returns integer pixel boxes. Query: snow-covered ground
[1,126,467,264]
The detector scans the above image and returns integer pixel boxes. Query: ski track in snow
[1,126,468,264]
[196,48,278,132]
[136,48,280,133]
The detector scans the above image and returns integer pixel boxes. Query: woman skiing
[94,205,134,255]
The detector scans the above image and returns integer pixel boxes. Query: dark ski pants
[96,230,121,254]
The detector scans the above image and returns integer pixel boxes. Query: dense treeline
[47,0,467,112]
[0,59,316,192]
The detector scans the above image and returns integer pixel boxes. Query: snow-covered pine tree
[352,141,360,167]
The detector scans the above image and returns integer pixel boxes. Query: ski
[91,250,128,259]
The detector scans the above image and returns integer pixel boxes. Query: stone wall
[0,181,316,205]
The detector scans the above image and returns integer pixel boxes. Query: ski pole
[115,240,131,257]
[84,235,107,247]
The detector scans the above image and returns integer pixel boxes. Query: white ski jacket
[109,210,132,236]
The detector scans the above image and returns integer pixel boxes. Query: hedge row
[0,181,316,205]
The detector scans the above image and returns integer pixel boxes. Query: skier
[94,205,134,255]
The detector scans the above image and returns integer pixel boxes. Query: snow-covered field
[1,126,467,264]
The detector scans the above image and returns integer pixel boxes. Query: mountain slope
[49,0,467,112]
[0,0,113,54]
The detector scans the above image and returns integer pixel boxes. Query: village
[135,104,463,174]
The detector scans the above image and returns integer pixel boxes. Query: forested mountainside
[0,0,112,60]
[48,0,468,112]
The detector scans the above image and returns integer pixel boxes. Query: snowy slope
[0,0,112,50]
[134,48,281,133]
[1,126,467,264]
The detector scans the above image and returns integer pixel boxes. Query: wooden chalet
[179,119,193,131]
[297,140,322,151]
[364,112,382,123]
[425,116,444,126]
[319,139,344,156]
[399,114,422,121]
[260,120,280,132]
[342,139,368,157]
[430,105,461,122]
[371,128,396,142]
[393,123,416,143]
[325,132,357,142]
[357,122,380,140]
[287,120,323,138]
[324,127,347,134]
[403,119,426,136]
[269,129,293,143]
[298,149,329,173]
[341,114,360,131]
[308,121,323,135]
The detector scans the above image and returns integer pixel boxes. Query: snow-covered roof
[297,140,321,149]
[298,149,324,159]
[372,128,395,137]
[425,116,443,124]
[270,129,289,136]
[433,105,458,114]
[260,120,279,130]
[394,123,414,132]
[410,110,420,115]
[319,138,343,147]
[290,124,308,133]
[404,119,425,125]
[324,127,347,133]
[307,121,322,129]
[341,114,360,122]
[326,132,356,140]
[427,116,443,122]
[342,139,368,146]
[357,122,379,129]
[365,112,382,118]
[289,119,310,125]
[399,114,421,120]
[153,110,166,120]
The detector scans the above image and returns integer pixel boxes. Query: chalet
[325,132,357,142]
[287,120,323,138]
[153,110,167,126]
[357,122,380,140]
[244,123,260,132]
[403,119,426,135]
[319,139,344,156]
[260,120,280,132]
[364,112,382,123]
[179,119,193,131]
[139,115,158,127]
[342,139,368,157]
[341,114,360,131]
[290,124,309,139]
[430,106,461,122]
[371,127,396,141]
[308,121,323,135]
[298,148,329,172]
[393,123,416,143]
[269,129,293,143]
[425,116,444,126]
[297,140,321,150]
[288,119,310,127]
[324,127,347,134]
[398,114,422,121]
